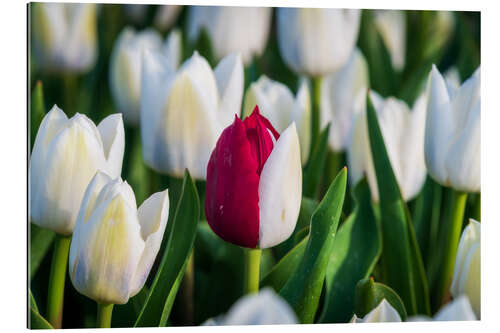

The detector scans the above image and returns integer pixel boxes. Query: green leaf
[354,278,407,321]
[194,27,215,67]
[134,170,200,327]
[30,308,54,329]
[319,179,382,323]
[29,289,39,313]
[303,124,330,198]
[279,168,347,323]
[30,224,56,280]
[366,95,430,315]
[260,236,309,292]
[30,80,46,151]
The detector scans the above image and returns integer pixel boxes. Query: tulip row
[29,3,480,328]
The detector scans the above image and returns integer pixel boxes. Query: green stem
[310,77,322,155]
[473,193,481,221]
[177,251,195,325]
[46,235,71,329]
[96,303,114,328]
[432,189,467,312]
[243,248,261,295]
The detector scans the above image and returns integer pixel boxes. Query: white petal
[374,10,406,71]
[346,106,370,189]
[291,79,312,164]
[353,299,402,323]
[97,113,125,178]
[434,296,477,321]
[214,52,244,130]
[258,123,302,248]
[163,29,182,72]
[129,189,170,296]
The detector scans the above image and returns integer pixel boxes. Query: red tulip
[205,106,302,248]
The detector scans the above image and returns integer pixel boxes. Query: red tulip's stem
[46,234,71,329]
[310,76,322,155]
[243,248,261,295]
[432,189,467,312]
[96,303,114,328]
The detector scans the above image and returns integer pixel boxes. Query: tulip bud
[154,5,183,31]
[110,27,181,125]
[425,65,480,192]
[451,219,480,317]
[373,10,407,71]
[320,48,369,151]
[276,8,361,77]
[204,288,298,325]
[30,106,125,235]
[347,91,427,201]
[69,171,169,304]
[187,6,271,65]
[205,107,302,249]
[140,50,243,179]
[434,295,477,321]
[243,75,311,164]
[350,299,402,323]
[31,3,98,73]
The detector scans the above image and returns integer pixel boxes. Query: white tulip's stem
[310,77,322,155]
[244,248,261,295]
[432,189,467,312]
[46,234,71,329]
[96,303,114,328]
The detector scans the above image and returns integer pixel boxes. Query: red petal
[205,115,260,248]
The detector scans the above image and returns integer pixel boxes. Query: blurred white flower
[425,65,480,192]
[243,76,311,164]
[347,91,427,201]
[30,106,125,235]
[69,171,169,304]
[451,219,480,317]
[154,5,183,31]
[31,3,98,73]
[276,8,361,77]
[350,299,402,323]
[203,288,298,325]
[187,6,271,65]
[374,10,406,71]
[141,51,243,179]
[434,295,477,321]
[321,49,369,151]
[110,27,181,125]
[444,66,462,90]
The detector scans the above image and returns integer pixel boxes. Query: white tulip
[203,288,298,325]
[110,27,181,125]
[451,219,481,317]
[69,171,169,304]
[277,8,361,77]
[154,5,183,31]
[243,75,311,164]
[373,10,406,71]
[434,295,477,321]
[141,50,243,179]
[350,299,402,323]
[187,6,271,65]
[425,65,480,192]
[347,91,427,201]
[30,106,125,235]
[321,49,369,151]
[31,3,98,73]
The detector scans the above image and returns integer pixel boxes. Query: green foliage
[354,278,407,321]
[30,81,46,151]
[29,224,55,280]
[303,125,330,199]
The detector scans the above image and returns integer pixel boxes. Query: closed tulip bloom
[140,50,243,179]
[69,172,169,304]
[110,27,181,125]
[205,107,302,249]
[187,6,271,65]
[320,49,369,151]
[30,106,125,235]
[373,10,406,71]
[347,91,427,201]
[31,3,98,72]
[243,76,311,164]
[204,288,298,325]
[277,8,361,77]
[434,295,477,321]
[425,65,480,192]
[451,219,480,317]
[350,299,402,323]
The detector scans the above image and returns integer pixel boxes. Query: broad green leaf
[260,236,309,292]
[303,125,330,198]
[30,81,46,151]
[366,95,430,315]
[280,168,347,323]
[319,179,382,323]
[354,278,407,321]
[30,224,55,280]
[29,289,39,313]
[134,170,200,327]
[30,308,53,329]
